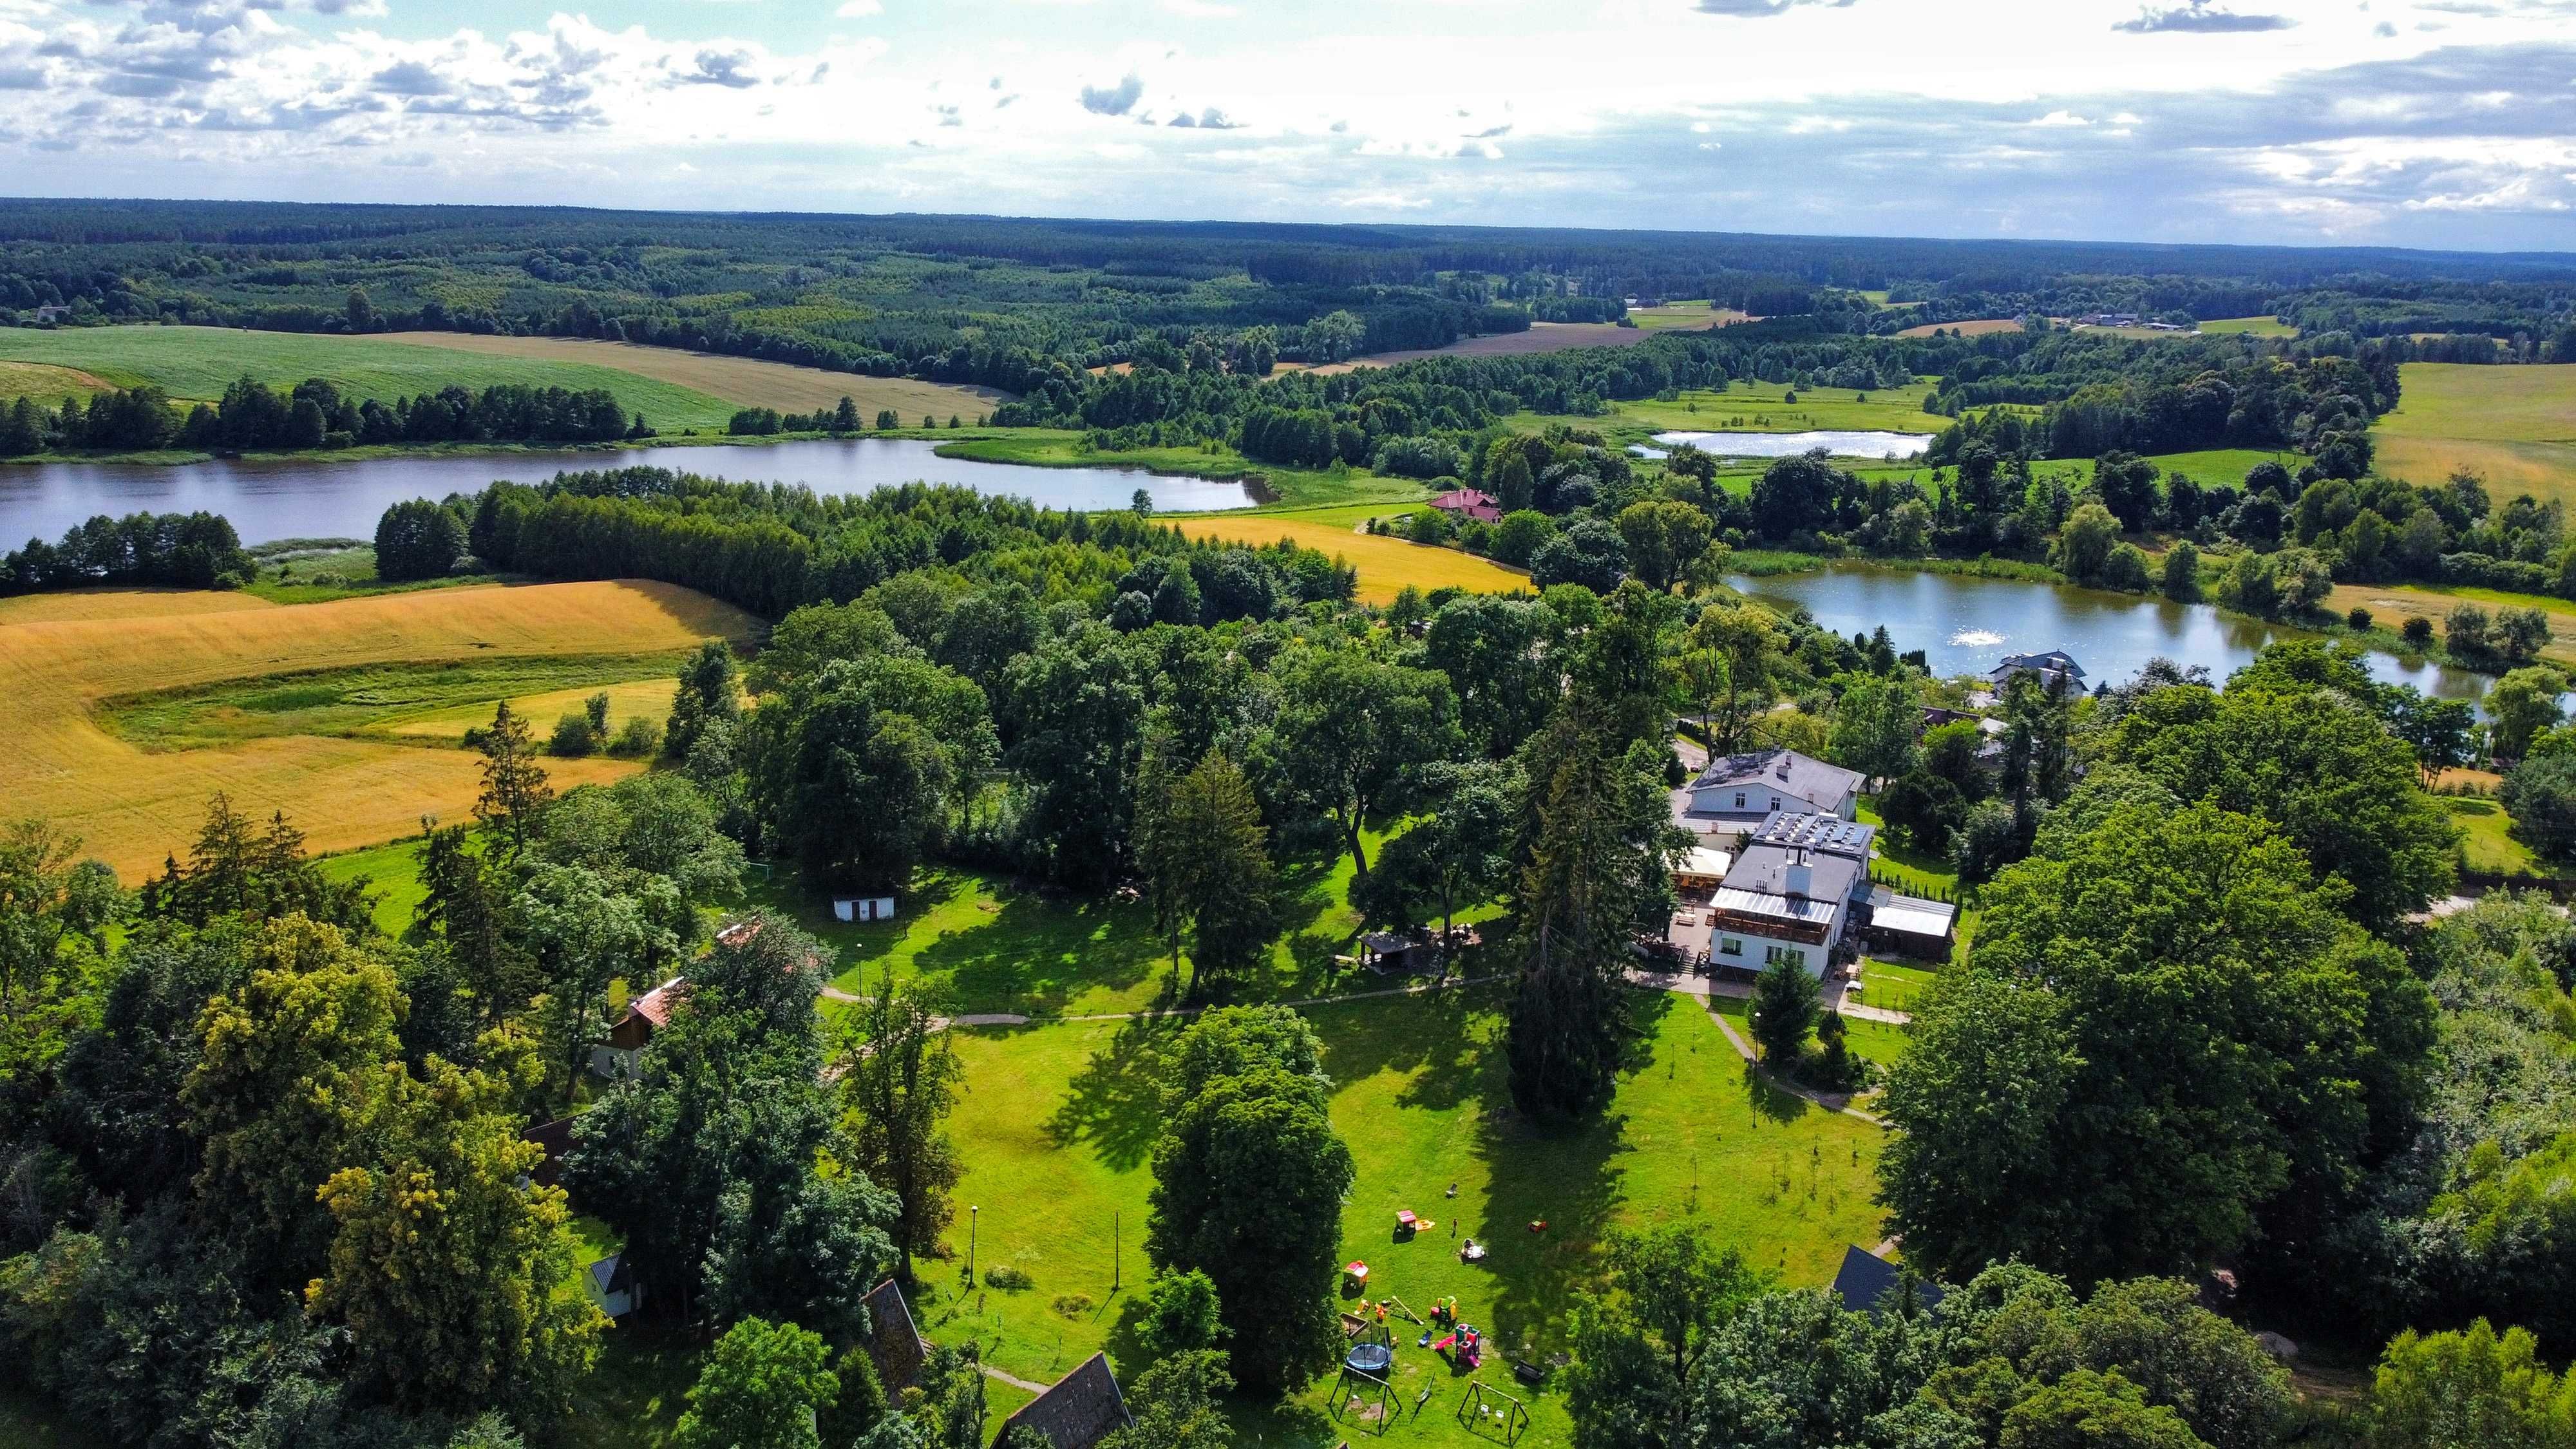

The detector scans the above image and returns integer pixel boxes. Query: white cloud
[835,0,882,15]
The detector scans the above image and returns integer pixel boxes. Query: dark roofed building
[1703,813,1878,978]
[1985,650,2087,692]
[861,1278,929,1392]
[1683,748,1863,828]
[999,1352,1132,1449]
[1832,1245,1944,1318]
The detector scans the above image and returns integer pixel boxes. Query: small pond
[1631,429,1935,462]
[1735,562,2494,702]
[0,437,1261,547]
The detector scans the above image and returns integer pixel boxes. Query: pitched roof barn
[998,1352,1133,1449]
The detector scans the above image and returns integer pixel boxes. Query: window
[1719,936,1743,957]
[1733,791,1746,810]
[1769,796,1782,811]
[1762,945,1808,970]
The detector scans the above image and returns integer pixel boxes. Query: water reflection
[0,437,1261,547]
[1631,429,1935,461]
[1734,562,2492,702]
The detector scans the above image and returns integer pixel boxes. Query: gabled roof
[1000,1353,1133,1449]
[1832,1245,1945,1318]
[627,978,687,1031]
[861,1279,928,1391]
[1994,650,2085,679]
[1690,748,1863,806]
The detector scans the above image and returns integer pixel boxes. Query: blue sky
[1,0,2571,250]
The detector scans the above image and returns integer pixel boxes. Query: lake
[1633,428,1935,461]
[0,438,1262,547]
[1736,562,2494,701]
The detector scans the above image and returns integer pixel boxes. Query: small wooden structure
[860,1278,929,1392]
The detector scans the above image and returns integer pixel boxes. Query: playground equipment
[1331,1320,1397,1435]
[1456,1380,1530,1444]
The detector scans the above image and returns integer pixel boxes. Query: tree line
[2,509,253,593]
[0,375,647,458]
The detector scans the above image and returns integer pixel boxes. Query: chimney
[1785,849,1812,900]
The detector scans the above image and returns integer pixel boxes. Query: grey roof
[1746,812,1876,860]
[1993,650,2086,679]
[860,1278,927,1391]
[1000,1352,1133,1449]
[1689,748,1862,806]
[1832,1245,1945,1318]
[1870,895,1957,938]
[1718,844,1866,918]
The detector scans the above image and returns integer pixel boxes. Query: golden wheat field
[373,332,1008,417]
[0,588,280,625]
[2,580,754,877]
[2373,363,2576,507]
[1175,511,1528,604]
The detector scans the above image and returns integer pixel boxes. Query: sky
[0,0,2571,251]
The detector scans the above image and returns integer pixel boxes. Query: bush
[983,1265,1033,1291]
[1489,510,1553,568]
[550,711,598,757]
[609,717,663,757]
[2403,614,2435,648]
[2347,606,2373,631]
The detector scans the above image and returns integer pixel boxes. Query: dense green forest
[3,202,2570,392]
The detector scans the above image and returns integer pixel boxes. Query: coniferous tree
[474,702,554,858]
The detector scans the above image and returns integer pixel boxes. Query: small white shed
[834,896,898,923]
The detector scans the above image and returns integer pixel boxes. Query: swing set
[1456,1379,1531,1444]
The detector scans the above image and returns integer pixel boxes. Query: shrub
[2403,615,2435,648]
[1050,1294,1094,1320]
[983,1265,1033,1291]
[550,711,598,757]
[2347,606,2373,631]
[609,717,663,757]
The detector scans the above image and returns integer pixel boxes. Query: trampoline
[1347,1342,1394,1376]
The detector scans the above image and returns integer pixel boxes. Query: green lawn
[919,984,1888,1449]
[2374,363,2576,507]
[2448,797,2546,878]
[0,326,743,433]
[316,835,435,938]
[97,652,696,750]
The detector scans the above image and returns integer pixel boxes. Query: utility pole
[970,1204,980,1280]
[1113,1213,1122,1293]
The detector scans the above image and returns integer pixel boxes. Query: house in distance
[1680,748,1863,834]
[1985,650,2086,693]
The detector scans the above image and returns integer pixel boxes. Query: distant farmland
[1895,317,2024,339]
[1291,321,1659,376]
[0,325,1005,435]
[2374,363,2576,507]
[1175,506,1527,603]
[1,579,753,876]
[375,332,1008,419]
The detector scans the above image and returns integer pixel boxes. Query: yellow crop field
[2,579,754,878]
[372,333,1007,417]
[2374,363,2576,506]
[0,589,279,625]
[1176,511,1528,604]
[388,677,681,741]
[1897,318,2023,339]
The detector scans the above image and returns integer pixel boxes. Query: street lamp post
[969,1204,980,1280]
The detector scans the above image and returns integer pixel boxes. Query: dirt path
[980,1363,1052,1394]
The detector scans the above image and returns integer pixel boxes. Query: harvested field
[0,588,279,625]
[0,359,111,402]
[1293,321,1656,376]
[2201,316,2296,337]
[2375,363,2576,507]
[1895,317,2023,339]
[374,332,1008,417]
[1629,301,1755,330]
[1176,510,1526,603]
[1,579,754,877]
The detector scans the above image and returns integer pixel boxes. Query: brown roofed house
[999,1352,1133,1449]
[861,1278,929,1392]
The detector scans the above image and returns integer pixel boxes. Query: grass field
[2327,579,2576,665]
[1,579,752,877]
[916,985,1887,1449]
[2200,316,2297,337]
[100,655,693,749]
[0,359,110,403]
[1291,322,1657,376]
[2374,363,2576,507]
[1175,507,1529,605]
[375,332,1005,417]
[2447,797,2545,877]
[1600,379,1947,437]
[0,326,757,432]
[1627,301,1754,331]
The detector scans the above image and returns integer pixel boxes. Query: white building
[1703,813,1877,978]
[1683,748,1863,830]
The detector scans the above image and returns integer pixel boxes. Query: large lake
[1738,562,2494,701]
[0,438,1261,546]
[1634,428,1935,461]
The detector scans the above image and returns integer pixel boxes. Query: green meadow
[0,326,744,432]
[2374,363,2576,509]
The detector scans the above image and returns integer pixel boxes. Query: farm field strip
[1287,321,1660,376]
[1175,512,1528,603]
[2374,363,2576,507]
[371,332,1009,416]
[0,578,752,876]
[0,325,748,432]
